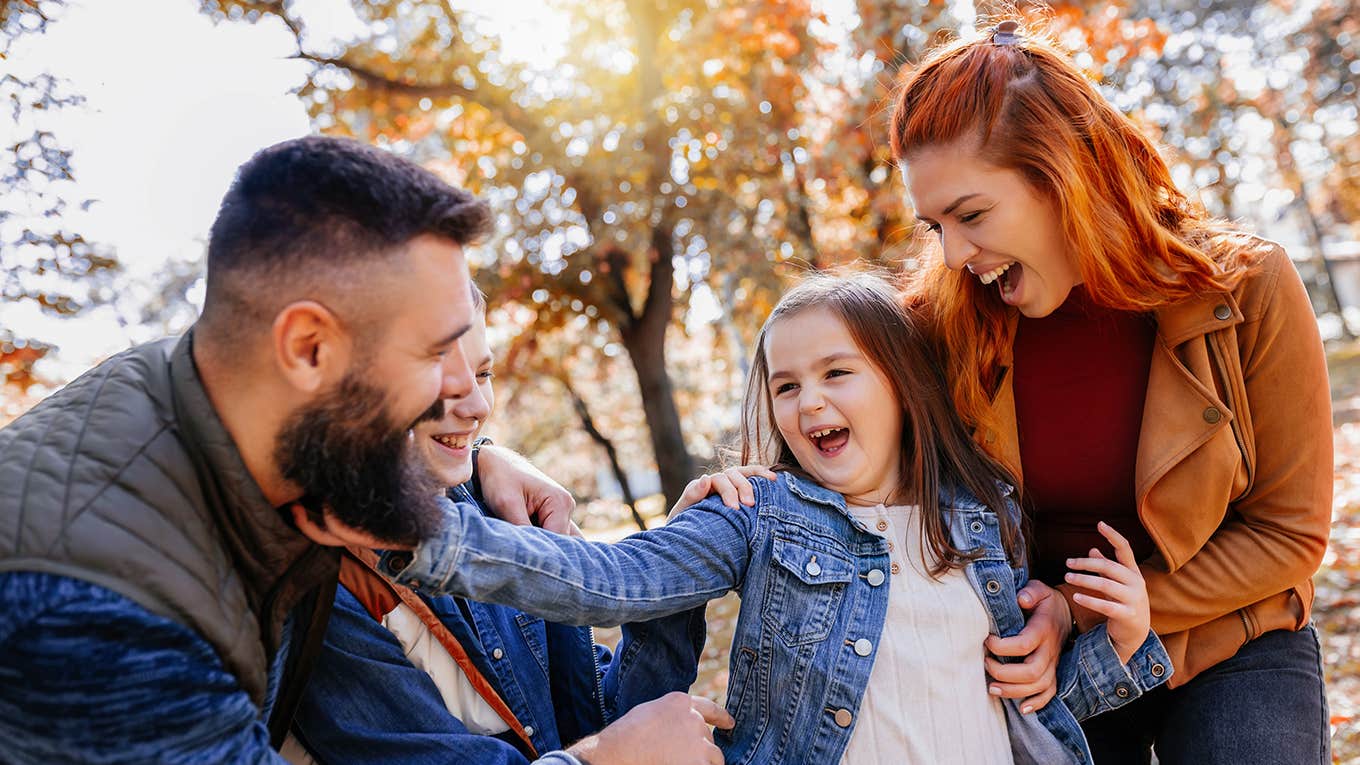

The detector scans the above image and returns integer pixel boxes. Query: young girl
[372,272,1171,765]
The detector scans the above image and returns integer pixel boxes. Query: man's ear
[272,301,353,394]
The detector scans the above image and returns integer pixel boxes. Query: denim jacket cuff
[376,497,466,589]
[1057,623,1173,721]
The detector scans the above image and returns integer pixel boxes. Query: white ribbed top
[839,503,1013,765]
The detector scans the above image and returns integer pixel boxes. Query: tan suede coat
[977,236,1332,686]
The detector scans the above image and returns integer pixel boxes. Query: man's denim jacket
[382,472,1173,765]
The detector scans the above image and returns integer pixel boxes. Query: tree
[1,0,119,396]
[202,0,845,510]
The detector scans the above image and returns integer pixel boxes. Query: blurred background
[2,0,1357,759]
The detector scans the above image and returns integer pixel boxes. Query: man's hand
[476,445,575,534]
[667,465,778,520]
[983,578,1071,715]
[567,692,734,765]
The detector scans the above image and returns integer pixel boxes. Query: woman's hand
[1063,521,1151,665]
[983,579,1072,714]
[667,465,778,519]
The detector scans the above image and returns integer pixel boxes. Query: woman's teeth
[433,433,470,449]
[977,262,1013,285]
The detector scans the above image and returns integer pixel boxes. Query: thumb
[690,696,735,730]
[1015,580,1051,611]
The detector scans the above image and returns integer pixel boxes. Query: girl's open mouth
[809,427,849,456]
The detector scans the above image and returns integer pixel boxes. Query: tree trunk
[562,378,648,531]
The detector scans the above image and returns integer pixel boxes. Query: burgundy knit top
[1012,285,1159,585]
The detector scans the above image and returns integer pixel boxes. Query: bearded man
[0,136,723,764]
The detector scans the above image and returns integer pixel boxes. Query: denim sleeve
[605,607,708,716]
[381,494,754,626]
[0,571,281,764]
[1056,623,1174,721]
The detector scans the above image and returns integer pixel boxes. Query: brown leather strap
[339,547,539,757]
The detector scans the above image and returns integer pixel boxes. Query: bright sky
[1,0,572,383]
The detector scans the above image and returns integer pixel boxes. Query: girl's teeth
[978,262,1012,285]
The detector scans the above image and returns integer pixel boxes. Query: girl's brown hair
[740,270,1023,573]
[890,20,1249,433]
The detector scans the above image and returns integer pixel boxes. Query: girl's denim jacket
[381,473,1173,765]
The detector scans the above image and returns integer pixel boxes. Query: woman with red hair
[892,19,1332,763]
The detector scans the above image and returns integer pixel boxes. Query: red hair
[890,21,1249,433]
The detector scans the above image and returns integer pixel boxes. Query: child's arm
[377,491,757,627]
[1053,522,1174,721]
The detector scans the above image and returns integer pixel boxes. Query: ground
[596,343,1360,762]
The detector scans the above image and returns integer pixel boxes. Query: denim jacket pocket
[515,612,549,678]
[763,536,854,646]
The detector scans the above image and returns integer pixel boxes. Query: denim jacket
[294,484,704,765]
[382,473,1173,765]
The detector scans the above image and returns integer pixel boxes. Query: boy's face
[411,311,494,488]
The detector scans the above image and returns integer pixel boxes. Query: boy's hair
[200,135,492,347]
[889,19,1247,433]
[741,270,1023,572]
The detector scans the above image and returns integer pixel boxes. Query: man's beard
[275,372,448,547]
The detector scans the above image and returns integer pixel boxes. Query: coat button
[854,638,873,657]
[1151,663,1166,678]
[492,648,504,660]
[1214,304,1231,320]
[876,520,889,532]
[1115,683,1131,699]
[986,580,1002,594]
[806,558,822,577]
[833,708,853,727]
[866,569,885,586]
[1203,407,1222,423]
[523,726,535,737]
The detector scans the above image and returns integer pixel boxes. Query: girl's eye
[775,382,798,395]
[826,368,851,379]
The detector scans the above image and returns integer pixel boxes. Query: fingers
[1019,685,1057,716]
[689,695,736,730]
[985,626,1041,658]
[1015,579,1054,611]
[1097,521,1138,568]
[1070,591,1137,623]
[1064,556,1139,587]
[711,472,743,509]
[723,467,757,507]
[567,521,585,538]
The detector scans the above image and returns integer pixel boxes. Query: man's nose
[439,344,475,401]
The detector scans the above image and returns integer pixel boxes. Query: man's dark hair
[200,135,492,341]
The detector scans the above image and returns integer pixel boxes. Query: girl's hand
[1063,521,1151,665]
[667,465,778,519]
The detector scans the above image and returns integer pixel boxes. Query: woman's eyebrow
[915,192,983,221]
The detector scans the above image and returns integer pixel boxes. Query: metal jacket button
[524,726,535,737]
[1115,684,1131,698]
[387,553,412,571]
[866,569,885,586]
[1203,407,1222,423]
[806,556,822,577]
[1214,304,1232,320]
[986,580,1002,594]
[854,639,873,657]
[970,521,984,534]
[1151,663,1166,678]
[492,648,504,660]
[833,708,853,727]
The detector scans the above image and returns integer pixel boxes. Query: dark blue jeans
[1081,625,1330,764]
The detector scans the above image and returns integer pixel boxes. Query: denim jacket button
[1115,683,1131,699]
[492,648,505,660]
[985,579,1002,594]
[866,569,885,587]
[524,726,535,737]
[970,521,984,534]
[387,552,413,572]
[1151,663,1166,678]
[854,638,873,657]
[833,708,853,727]
[806,559,822,577]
